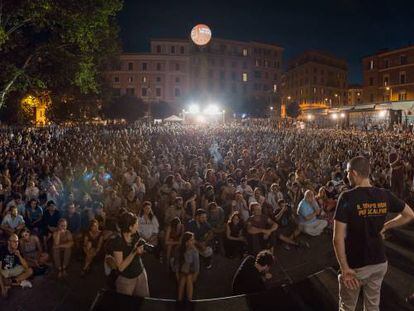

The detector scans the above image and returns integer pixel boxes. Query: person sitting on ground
[231,249,274,295]
[137,201,159,247]
[1,205,25,237]
[297,190,328,236]
[175,232,199,302]
[52,218,74,279]
[42,200,61,251]
[165,217,184,267]
[273,199,303,250]
[207,202,225,253]
[25,199,43,235]
[19,228,49,270]
[224,212,247,258]
[246,202,278,255]
[186,209,214,269]
[81,219,103,276]
[0,233,33,297]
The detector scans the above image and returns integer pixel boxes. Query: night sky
[118,0,414,84]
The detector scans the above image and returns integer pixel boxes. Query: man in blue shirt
[297,190,327,236]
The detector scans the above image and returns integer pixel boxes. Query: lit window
[273,84,277,93]
[142,76,147,83]
[242,73,248,82]
[242,48,248,56]
[128,76,133,83]
[369,60,374,70]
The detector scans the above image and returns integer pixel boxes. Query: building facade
[348,84,363,105]
[282,50,348,111]
[106,38,283,111]
[363,45,414,103]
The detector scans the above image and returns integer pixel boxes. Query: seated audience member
[64,203,81,237]
[232,191,250,222]
[224,212,247,258]
[81,219,103,276]
[19,228,49,270]
[42,200,61,251]
[316,186,336,229]
[138,201,160,246]
[164,197,185,226]
[207,202,225,252]
[25,199,43,234]
[273,199,302,250]
[165,217,184,266]
[186,209,214,269]
[0,234,33,297]
[25,181,40,201]
[175,232,199,301]
[297,190,328,236]
[1,205,25,237]
[53,218,74,278]
[246,202,278,255]
[5,193,26,216]
[232,250,274,295]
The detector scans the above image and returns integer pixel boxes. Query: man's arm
[333,220,359,290]
[382,204,414,234]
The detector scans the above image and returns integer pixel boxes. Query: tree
[103,94,147,122]
[150,101,176,119]
[0,0,123,110]
[286,101,301,119]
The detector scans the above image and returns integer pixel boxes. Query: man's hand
[341,268,360,290]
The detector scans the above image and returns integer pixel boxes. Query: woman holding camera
[112,212,149,297]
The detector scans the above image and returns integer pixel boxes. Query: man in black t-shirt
[333,156,414,311]
[232,250,274,295]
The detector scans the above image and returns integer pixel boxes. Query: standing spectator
[53,218,74,278]
[187,209,214,269]
[175,232,199,302]
[165,217,184,267]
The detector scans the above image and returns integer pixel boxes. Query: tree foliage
[103,94,148,122]
[286,101,301,119]
[151,101,176,119]
[0,0,123,113]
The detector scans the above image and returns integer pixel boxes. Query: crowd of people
[0,123,413,302]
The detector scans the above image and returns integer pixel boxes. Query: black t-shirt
[334,187,405,269]
[0,246,21,270]
[112,234,144,279]
[232,255,266,295]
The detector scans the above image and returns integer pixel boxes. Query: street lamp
[386,86,393,102]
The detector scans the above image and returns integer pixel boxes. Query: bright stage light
[340,113,346,119]
[331,113,338,120]
[188,104,200,114]
[196,115,206,123]
[306,114,313,120]
[378,110,387,118]
[203,104,220,115]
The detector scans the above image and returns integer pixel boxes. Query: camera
[135,238,156,254]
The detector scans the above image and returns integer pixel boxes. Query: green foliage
[103,94,148,122]
[151,101,176,119]
[0,0,123,115]
[286,101,301,119]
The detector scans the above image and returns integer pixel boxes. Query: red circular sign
[191,24,212,46]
